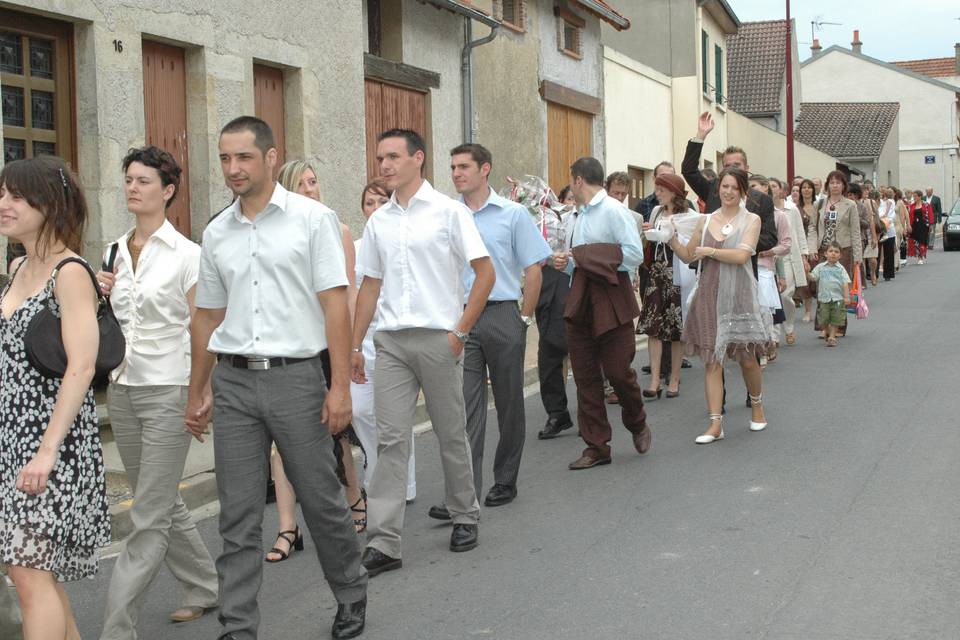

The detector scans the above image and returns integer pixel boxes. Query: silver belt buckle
[247,357,271,370]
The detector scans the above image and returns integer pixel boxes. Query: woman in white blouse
[96,146,219,635]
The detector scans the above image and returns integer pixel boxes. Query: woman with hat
[637,173,702,399]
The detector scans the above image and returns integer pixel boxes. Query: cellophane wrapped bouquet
[499,175,575,252]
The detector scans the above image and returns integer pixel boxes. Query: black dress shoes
[484,483,517,507]
[681,358,692,369]
[361,547,401,577]
[428,504,451,520]
[331,597,366,639]
[450,523,479,552]
[641,365,652,374]
[537,414,574,440]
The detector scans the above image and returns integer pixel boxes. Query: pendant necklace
[718,215,735,236]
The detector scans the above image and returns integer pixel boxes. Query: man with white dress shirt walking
[426,143,550,517]
[351,129,495,576]
[185,116,367,640]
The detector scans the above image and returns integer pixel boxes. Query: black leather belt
[484,300,513,307]
[217,354,317,370]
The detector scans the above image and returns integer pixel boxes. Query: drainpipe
[462,18,500,143]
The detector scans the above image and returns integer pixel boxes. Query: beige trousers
[366,329,480,559]
[100,385,218,640]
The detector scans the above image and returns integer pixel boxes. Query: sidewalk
[103,326,643,541]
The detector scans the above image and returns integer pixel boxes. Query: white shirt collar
[123,218,180,248]
[386,179,436,212]
[228,182,288,222]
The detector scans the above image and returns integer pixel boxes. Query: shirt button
[254,309,259,314]
[252,225,257,230]
[255,337,260,341]
[253,281,259,285]
[252,252,257,257]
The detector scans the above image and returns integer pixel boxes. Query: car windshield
[951,200,960,216]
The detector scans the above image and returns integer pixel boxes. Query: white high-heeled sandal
[695,414,725,444]
[749,394,768,432]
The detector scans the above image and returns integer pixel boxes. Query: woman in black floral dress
[0,157,109,638]
[637,174,701,399]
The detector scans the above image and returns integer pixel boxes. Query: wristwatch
[451,329,469,343]
[520,315,534,327]
[351,347,362,353]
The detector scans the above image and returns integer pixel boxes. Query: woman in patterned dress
[0,156,110,638]
[637,173,701,399]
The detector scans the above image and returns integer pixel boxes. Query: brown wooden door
[142,41,190,236]
[363,78,427,181]
[253,64,285,167]
[546,101,593,195]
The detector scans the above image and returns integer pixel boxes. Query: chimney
[810,38,822,57]
[955,43,959,74]
[851,30,862,55]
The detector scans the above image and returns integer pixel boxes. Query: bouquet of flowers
[499,175,575,252]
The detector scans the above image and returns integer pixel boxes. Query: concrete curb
[106,335,649,541]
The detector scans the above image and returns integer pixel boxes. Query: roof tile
[794,102,899,159]
[891,57,956,78]
[726,20,789,115]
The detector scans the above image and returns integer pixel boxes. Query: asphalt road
[57,250,960,640]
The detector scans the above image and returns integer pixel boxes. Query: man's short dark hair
[450,143,492,169]
[847,183,863,198]
[378,128,426,157]
[122,145,182,209]
[220,116,275,155]
[605,171,630,190]
[570,157,604,186]
[653,161,674,177]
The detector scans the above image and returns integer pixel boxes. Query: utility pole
[786,0,795,183]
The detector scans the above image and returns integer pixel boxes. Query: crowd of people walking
[0,110,946,640]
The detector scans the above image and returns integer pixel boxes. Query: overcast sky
[727,0,960,63]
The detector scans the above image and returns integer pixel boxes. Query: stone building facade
[1,1,370,264]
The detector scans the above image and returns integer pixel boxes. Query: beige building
[802,38,960,204]
[600,1,837,206]
[1,0,634,266]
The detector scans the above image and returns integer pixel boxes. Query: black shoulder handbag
[23,252,125,384]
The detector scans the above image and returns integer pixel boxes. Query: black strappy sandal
[350,489,367,533]
[265,527,303,563]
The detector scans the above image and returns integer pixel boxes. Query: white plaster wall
[401,0,464,196]
[603,48,673,178]
[727,110,837,184]
[802,51,959,204]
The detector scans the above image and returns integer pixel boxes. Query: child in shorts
[807,241,851,347]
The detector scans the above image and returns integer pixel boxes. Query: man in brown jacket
[555,158,650,470]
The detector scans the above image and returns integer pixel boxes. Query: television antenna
[810,16,841,43]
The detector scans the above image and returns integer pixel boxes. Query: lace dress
[0,266,110,581]
[682,233,771,364]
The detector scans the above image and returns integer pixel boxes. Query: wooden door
[253,64,285,167]
[364,78,427,181]
[547,101,592,195]
[142,41,190,236]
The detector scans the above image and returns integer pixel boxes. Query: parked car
[943,199,960,250]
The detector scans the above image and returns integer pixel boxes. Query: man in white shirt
[351,129,495,576]
[185,116,367,640]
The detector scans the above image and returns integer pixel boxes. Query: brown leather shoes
[633,424,652,454]
[169,605,213,623]
[568,453,612,470]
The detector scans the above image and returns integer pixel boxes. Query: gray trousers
[212,358,367,640]
[463,301,527,496]
[101,384,219,640]
[367,329,480,559]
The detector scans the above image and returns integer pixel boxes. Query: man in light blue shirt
[426,143,550,516]
[555,157,650,471]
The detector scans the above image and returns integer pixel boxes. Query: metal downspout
[461,18,499,143]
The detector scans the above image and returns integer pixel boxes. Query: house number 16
[113,40,123,53]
